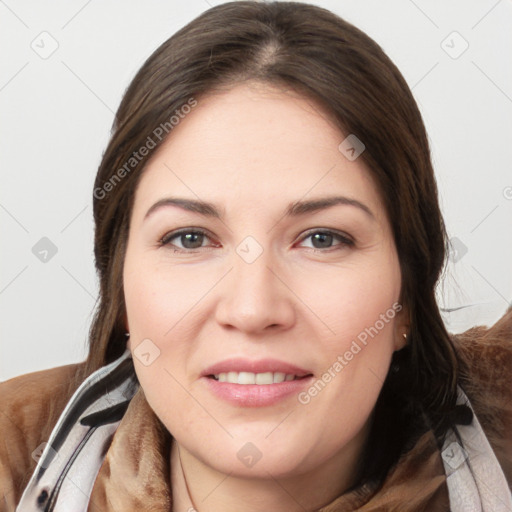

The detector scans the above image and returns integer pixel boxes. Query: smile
[210,371,302,384]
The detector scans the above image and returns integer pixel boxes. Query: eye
[159,229,218,251]
[297,230,354,251]
[159,228,354,253]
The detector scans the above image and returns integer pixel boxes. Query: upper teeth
[213,371,297,384]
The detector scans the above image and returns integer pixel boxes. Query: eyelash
[159,228,354,253]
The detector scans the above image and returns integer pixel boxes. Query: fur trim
[451,305,512,486]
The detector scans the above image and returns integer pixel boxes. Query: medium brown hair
[72,0,459,487]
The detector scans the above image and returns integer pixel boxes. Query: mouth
[201,358,314,407]
[201,357,313,382]
[207,371,312,384]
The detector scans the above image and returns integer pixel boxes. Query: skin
[123,80,409,512]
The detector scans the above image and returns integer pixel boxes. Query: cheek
[298,259,401,348]
[123,255,211,410]
[123,266,194,433]
[123,255,212,338]
[294,257,401,405]
[295,296,399,457]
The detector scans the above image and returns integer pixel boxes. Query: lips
[212,371,299,385]
[201,358,314,407]
[202,358,313,380]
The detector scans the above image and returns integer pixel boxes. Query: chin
[188,430,313,478]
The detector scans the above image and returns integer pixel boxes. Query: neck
[170,427,369,512]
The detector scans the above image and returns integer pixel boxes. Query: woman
[1,2,511,511]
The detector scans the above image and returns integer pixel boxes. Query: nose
[214,248,296,334]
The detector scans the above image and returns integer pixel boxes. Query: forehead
[132,81,385,223]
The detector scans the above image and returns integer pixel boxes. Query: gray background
[1,0,511,381]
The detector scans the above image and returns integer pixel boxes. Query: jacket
[1,307,512,511]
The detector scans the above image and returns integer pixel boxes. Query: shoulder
[452,305,512,405]
[452,305,512,384]
[0,362,86,508]
[451,305,512,485]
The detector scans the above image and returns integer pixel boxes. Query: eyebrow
[144,195,376,221]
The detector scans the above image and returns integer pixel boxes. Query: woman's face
[123,81,408,481]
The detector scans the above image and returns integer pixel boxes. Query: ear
[393,302,410,351]
[122,312,131,350]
